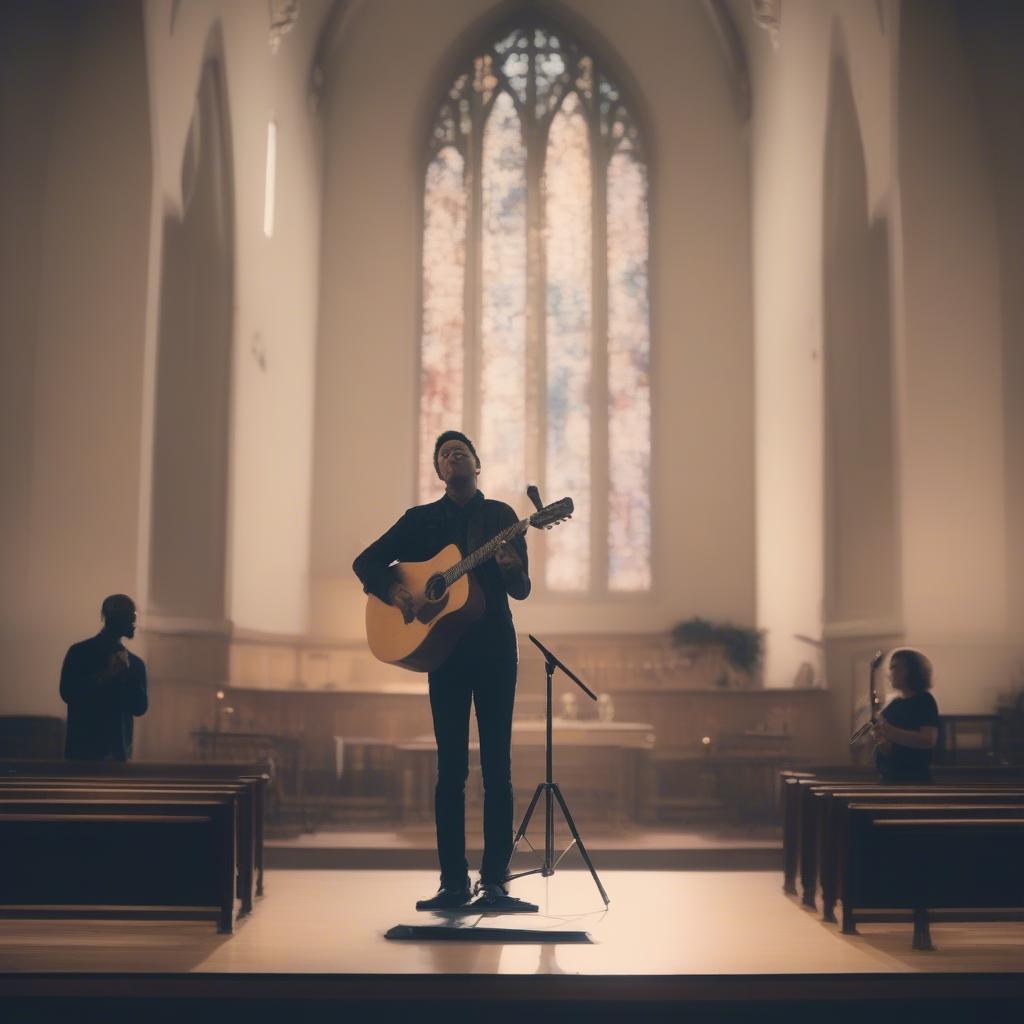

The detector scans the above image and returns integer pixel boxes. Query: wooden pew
[781,767,874,896]
[780,766,1024,906]
[798,780,1024,912]
[0,791,237,932]
[0,760,269,897]
[796,775,875,908]
[842,803,1024,948]
[0,768,261,912]
[818,787,1024,922]
[781,772,813,894]
[0,779,256,916]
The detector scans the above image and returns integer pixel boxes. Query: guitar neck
[442,519,529,586]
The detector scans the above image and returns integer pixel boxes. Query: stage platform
[2,871,1022,1022]
[266,823,783,871]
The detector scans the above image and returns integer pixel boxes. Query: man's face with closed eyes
[435,438,479,485]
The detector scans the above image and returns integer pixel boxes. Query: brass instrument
[849,649,885,744]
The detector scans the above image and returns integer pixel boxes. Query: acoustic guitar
[365,496,573,672]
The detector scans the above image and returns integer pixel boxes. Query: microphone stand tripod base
[504,635,611,908]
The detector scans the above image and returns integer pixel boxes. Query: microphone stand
[504,633,610,907]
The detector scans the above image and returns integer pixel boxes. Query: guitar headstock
[529,497,574,530]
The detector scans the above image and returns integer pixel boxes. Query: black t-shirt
[875,690,940,782]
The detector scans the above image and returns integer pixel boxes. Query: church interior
[2,0,1023,1019]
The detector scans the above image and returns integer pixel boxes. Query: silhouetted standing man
[60,594,148,761]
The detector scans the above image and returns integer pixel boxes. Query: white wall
[3,0,1018,734]
[0,1,153,716]
[895,0,1007,643]
[743,0,896,688]
[0,0,329,721]
[148,59,234,624]
[882,0,1019,720]
[311,0,756,643]
[144,0,329,636]
[745,0,1018,721]
[821,50,898,631]
[956,0,1024,634]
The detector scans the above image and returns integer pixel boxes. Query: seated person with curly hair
[872,648,939,783]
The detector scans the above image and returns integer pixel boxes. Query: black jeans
[428,643,517,886]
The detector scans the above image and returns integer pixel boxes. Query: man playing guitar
[353,431,531,910]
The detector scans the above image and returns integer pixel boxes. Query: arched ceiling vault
[702,0,752,121]
[309,0,751,121]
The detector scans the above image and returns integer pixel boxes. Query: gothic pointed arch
[149,50,234,621]
[419,10,652,593]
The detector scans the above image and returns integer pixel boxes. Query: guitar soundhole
[424,573,448,602]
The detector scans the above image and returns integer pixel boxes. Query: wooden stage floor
[2,871,1022,1021]
[266,823,783,870]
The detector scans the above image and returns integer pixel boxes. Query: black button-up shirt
[353,491,530,661]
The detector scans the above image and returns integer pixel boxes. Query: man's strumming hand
[387,582,416,624]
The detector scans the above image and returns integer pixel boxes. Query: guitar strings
[440,520,530,589]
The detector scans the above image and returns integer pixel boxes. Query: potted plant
[670,617,765,687]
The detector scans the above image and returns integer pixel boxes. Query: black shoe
[467,880,539,913]
[415,881,472,911]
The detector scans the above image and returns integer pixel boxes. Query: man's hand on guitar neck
[496,540,530,600]
[387,582,416,624]
[495,541,522,573]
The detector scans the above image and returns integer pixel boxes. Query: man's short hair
[101,594,135,620]
[433,431,480,473]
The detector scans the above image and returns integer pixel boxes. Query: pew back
[783,770,1024,904]
[0,792,237,932]
[0,761,269,897]
[842,804,1024,936]
[0,776,258,914]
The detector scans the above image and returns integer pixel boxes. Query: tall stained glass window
[420,19,651,593]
